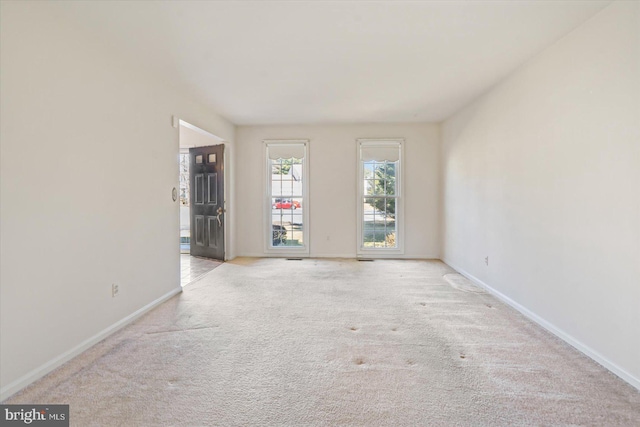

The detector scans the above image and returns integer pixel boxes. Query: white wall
[236,124,440,258]
[442,1,639,388]
[0,1,235,398]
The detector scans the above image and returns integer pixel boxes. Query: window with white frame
[265,140,309,254]
[357,139,403,254]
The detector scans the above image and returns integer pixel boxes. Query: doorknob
[216,207,225,227]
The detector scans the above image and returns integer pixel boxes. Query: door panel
[195,174,204,204]
[207,174,217,204]
[194,215,205,246]
[189,145,224,260]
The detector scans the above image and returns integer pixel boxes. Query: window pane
[271,214,304,247]
[362,196,397,248]
[364,162,375,178]
[385,198,396,220]
[363,214,376,248]
[270,172,304,248]
[372,222,387,247]
[365,179,375,196]
[271,160,283,197]
[359,141,400,251]
[386,163,397,195]
[374,162,396,196]
[373,180,384,195]
[383,197,396,247]
[271,157,303,198]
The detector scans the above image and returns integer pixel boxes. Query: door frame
[177,119,234,261]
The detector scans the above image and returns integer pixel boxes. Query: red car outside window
[272,199,301,209]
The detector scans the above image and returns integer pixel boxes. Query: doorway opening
[178,120,228,286]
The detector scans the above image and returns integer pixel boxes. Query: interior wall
[236,123,440,258]
[441,1,639,387]
[0,1,235,397]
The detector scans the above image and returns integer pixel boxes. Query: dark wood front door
[189,145,224,260]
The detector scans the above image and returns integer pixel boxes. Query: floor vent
[286,258,303,261]
[358,259,374,262]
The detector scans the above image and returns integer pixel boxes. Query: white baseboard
[238,252,310,258]
[237,253,440,260]
[238,253,356,259]
[442,258,640,391]
[311,253,356,259]
[1,287,183,401]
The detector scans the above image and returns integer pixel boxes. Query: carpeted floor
[5,258,640,426]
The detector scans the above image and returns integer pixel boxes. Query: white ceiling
[54,1,611,125]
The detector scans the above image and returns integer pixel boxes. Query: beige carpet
[5,258,640,426]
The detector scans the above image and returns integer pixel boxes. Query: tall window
[357,139,403,255]
[265,140,309,254]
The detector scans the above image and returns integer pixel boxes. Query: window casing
[264,140,309,255]
[357,139,404,256]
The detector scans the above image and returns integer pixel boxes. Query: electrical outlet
[112,283,119,297]
[485,256,489,266]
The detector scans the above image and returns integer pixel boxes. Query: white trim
[243,253,311,259]
[356,138,405,257]
[0,287,183,401]
[222,142,233,260]
[310,253,357,259]
[237,252,269,258]
[237,254,440,260]
[312,254,437,259]
[358,254,435,260]
[263,140,310,256]
[442,258,640,391]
